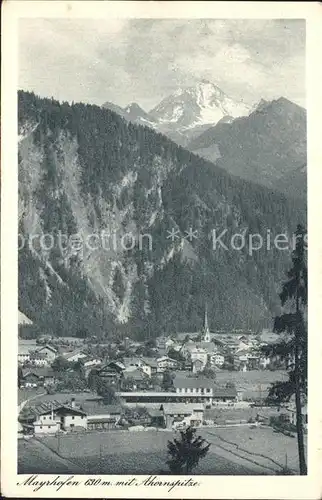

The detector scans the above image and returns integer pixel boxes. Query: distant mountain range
[188,97,306,200]
[103,80,251,147]
[102,82,306,200]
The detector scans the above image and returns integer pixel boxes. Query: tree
[145,338,157,349]
[96,377,117,404]
[51,355,70,373]
[167,348,185,364]
[263,224,307,474]
[73,360,86,380]
[56,372,87,392]
[167,426,210,474]
[88,368,100,392]
[18,366,23,387]
[200,362,216,380]
[162,370,175,391]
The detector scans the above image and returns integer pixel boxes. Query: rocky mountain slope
[188,97,306,199]
[18,91,305,340]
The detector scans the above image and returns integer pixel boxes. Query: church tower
[203,304,211,342]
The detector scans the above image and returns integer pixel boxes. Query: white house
[192,358,206,373]
[24,400,88,434]
[189,347,208,366]
[156,356,179,373]
[162,403,204,429]
[33,418,61,435]
[123,357,157,378]
[140,358,158,377]
[29,352,49,367]
[18,346,31,365]
[35,344,58,362]
[62,349,87,363]
[173,376,238,406]
[259,355,271,369]
[82,356,102,368]
[209,353,225,367]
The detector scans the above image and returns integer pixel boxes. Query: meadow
[215,370,288,400]
[28,425,303,475]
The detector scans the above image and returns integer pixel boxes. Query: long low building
[116,388,238,407]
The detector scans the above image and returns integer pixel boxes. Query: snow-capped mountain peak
[149,80,250,130]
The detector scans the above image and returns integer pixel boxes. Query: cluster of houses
[18,395,208,434]
[17,310,307,437]
[18,308,285,395]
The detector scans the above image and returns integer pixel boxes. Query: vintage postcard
[1,1,322,498]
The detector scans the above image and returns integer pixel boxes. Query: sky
[19,18,306,110]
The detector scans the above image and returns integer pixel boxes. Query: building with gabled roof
[35,344,58,362]
[162,403,204,429]
[19,399,87,433]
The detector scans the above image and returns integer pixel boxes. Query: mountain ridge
[188,96,306,198]
[18,90,306,340]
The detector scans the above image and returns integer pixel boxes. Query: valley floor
[18,426,305,475]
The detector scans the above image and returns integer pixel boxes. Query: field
[201,426,306,473]
[18,425,305,475]
[18,387,46,405]
[18,438,83,474]
[215,370,288,400]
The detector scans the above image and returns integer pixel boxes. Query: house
[81,402,122,430]
[176,332,200,343]
[165,338,175,350]
[20,399,87,434]
[18,345,31,365]
[123,357,157,378]
[173,375,238,405]
[259,355,271,369]
[174,376,215,399]
[82,356,102,369]
[35,344,58,362]
[18,310,33,325]
[192,358,205,373]
[62,349,87,363]
[21,371,40,388]
[209,352,225,367]
[189,346,208,365]
[162,403,204,429]
[35,367,56,386]
[96,361,124,386]
[156,356,180,373]
[123,357,144,371]
[29,352,49,367]
[140,358,158,377]
[212,386,238,404]
[22,368,56,387]
[33,419,61,435]
[246,354,260,370]
[156,336,167,350]
[122,369,149,390]
[147,408,165,428]
[234,350,260,371]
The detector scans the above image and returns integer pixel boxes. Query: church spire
[203,304,211,342]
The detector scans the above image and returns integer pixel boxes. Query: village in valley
[17,307,307,475]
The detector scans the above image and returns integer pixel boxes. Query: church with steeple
[202,304,211,342]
